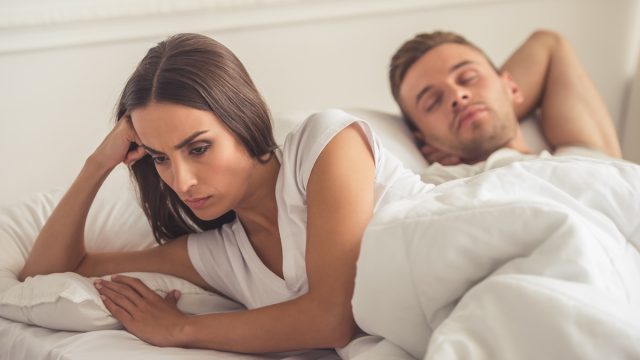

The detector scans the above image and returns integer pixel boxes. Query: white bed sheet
[352,155,640,359]
[0,317,340,360]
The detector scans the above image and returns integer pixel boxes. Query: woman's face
[131,102,256,220]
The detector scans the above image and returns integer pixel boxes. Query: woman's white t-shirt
[187,109,433,309]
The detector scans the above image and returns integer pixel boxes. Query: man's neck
[462,127,531,165]
[503,126,531,154]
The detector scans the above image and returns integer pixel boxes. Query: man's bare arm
[501,30,621,157]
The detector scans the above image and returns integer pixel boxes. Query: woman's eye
[152,156,168,165]
[190,145,210,156]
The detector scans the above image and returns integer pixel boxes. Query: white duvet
[351,156,640,359]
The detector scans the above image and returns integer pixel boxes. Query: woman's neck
[234,153,280,237]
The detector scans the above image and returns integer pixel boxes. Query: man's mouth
[454,104,487,132]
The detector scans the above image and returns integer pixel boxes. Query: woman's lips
[183,196,211,209]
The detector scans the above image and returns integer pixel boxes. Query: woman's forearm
[178,293,355,353]
[18,156,113,281]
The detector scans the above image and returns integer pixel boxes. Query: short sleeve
[280,108,381,192]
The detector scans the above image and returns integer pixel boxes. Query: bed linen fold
[352,156,640,359]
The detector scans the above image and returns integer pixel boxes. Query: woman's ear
[501,70,525,105]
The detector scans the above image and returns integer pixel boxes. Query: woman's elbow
[319,322,356,348]
[319,304,358,348]
[17,263,41,282]
[18,266,48,282]
[330,323,357,348]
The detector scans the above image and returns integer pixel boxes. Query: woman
[18,33,432,353]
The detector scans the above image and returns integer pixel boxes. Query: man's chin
[459,142,499,164]
[459,127,515,163]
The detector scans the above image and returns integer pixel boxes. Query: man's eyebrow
[414,60,477,106]
[142,130,209,155]
[450,60,475,73]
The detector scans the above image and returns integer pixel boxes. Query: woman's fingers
[91,114,145,170]
[110,275,159,300]
[101,294,134,323]
[164,290,181,307]
[122,120,147,166]
[95,278,145,310]
[124,143,147,166]
[94,275,186,347]
[96,287,138,318]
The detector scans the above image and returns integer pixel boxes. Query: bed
[1,0,640,359]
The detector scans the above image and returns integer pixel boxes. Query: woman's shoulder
[282,108,371,150]
[287,108,354,137]
[278,109,378,190]
[304,108,353,122]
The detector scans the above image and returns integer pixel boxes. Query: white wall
[0,0,639,205]
[621,1,640,164]
[622,56,640,164]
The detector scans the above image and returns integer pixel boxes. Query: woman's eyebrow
[141,130,210,155]
[174,130,209,150]
[142,144,162,155]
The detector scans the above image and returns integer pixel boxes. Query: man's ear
[501,70,524,105]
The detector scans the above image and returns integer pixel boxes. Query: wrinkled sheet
[0,316,340,360]
[352,156,640,359]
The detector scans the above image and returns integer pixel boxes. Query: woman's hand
[95,275,188,347]
[90,116,147,171]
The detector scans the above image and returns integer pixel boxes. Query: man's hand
[414,131,461,165]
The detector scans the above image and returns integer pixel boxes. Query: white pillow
[0,271,242,331]
[520,110,551,153]
[273,108,548,172]
[341,108,430,173]
[0,170,243,331]
[273,108,429,174]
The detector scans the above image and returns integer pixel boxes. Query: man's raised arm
[501,30,621,157]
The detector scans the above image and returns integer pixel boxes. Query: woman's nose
[172,161,197,194]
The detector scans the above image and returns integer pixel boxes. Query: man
[389,30,622,184]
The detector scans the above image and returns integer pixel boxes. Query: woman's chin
[191,207,231,222]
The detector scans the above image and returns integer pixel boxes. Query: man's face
[398,43,522,163]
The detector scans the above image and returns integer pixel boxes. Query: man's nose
[451,87,471,110]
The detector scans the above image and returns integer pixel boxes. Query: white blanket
[351,156,640,359]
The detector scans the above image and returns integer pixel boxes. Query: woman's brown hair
[115,33,278,244]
